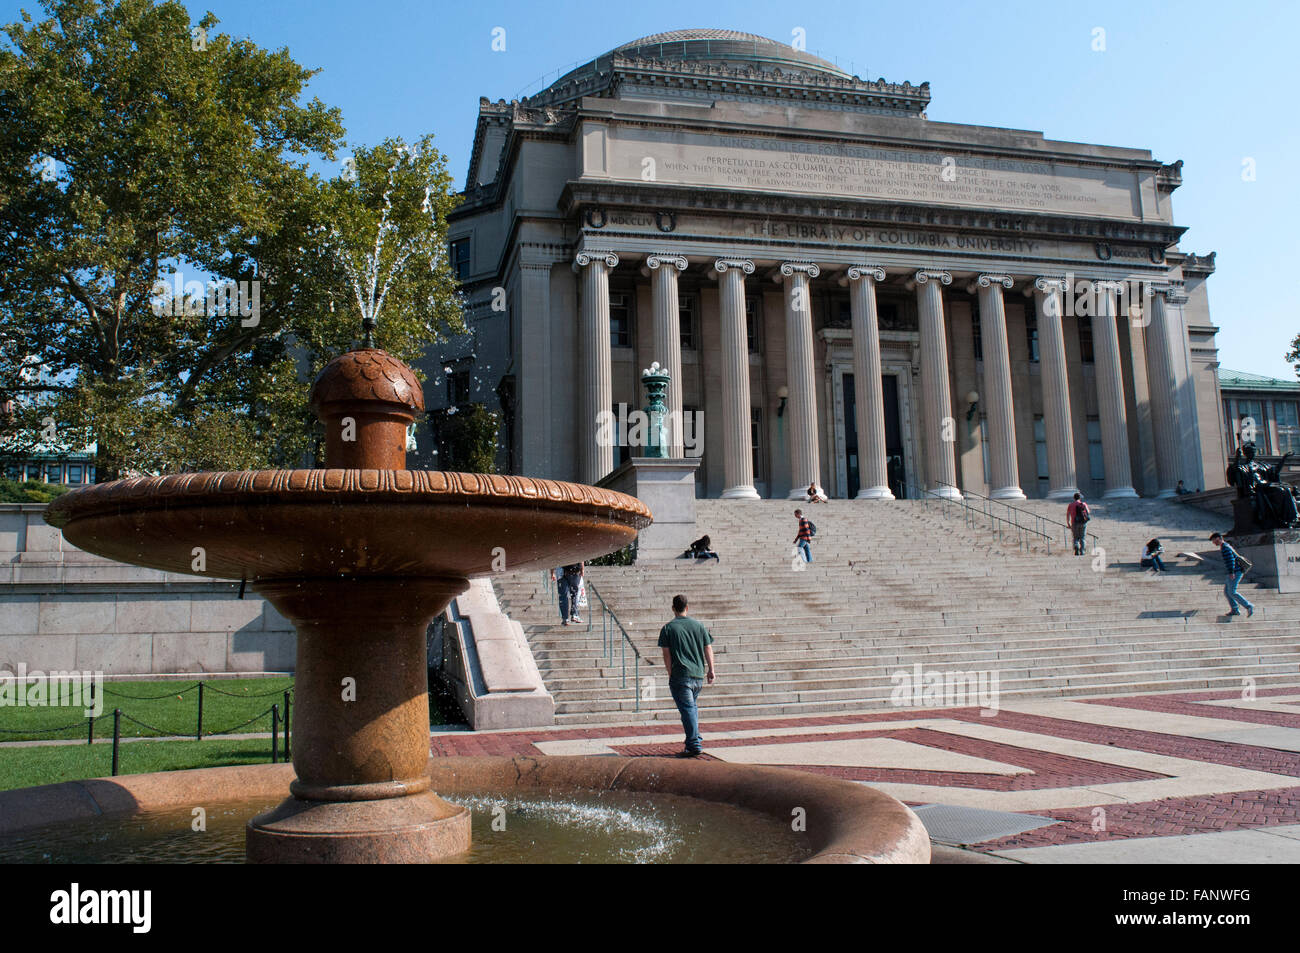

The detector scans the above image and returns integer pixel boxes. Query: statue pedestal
[1226,528,1300,593]
[598,457,701,561]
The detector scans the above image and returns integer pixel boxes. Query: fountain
[31,343,930,864]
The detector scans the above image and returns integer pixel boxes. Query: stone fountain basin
[0,757,931,864]
[42,470,651,579]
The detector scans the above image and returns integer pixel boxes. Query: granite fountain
[17,344,929,864]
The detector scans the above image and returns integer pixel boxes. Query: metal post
[621,632,626,689]
[111,709,121,776]
[271,704,279,764]
[635,655,640,713]
[196,681,204,740]
[283,690,292,761]
[87,714,94,745]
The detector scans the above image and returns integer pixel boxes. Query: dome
[612,29,852,78]
[309,348,424,416]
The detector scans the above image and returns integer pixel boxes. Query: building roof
[1218,369,1300,393]
[610,29,853,79]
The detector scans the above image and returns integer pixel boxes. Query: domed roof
[309,348,424,415]
[612,29,851,78]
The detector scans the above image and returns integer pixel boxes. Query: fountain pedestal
[245,576,471,863]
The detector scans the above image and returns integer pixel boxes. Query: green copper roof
[1218,368,1300,392]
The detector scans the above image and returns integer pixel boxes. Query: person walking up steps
[1211,532,1256,618]
[1066,492,1090,556]
[658,594,716,758]
[794,509,815,564]
[554,561,584,625]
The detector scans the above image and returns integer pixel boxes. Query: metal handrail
[585,580,642,713]
[931,479,1100,553]
[904,478,1095,555]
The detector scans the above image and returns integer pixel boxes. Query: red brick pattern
[1085,687,1300,729]
[977,787,1300,850]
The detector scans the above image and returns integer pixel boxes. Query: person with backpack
[1211,532,1255,618]
[794,509,815,563]
[1066,492,1090,556]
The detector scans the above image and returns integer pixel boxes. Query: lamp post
[641,362,670,459]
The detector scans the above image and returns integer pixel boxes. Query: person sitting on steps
[1140,538,1166,573]
[682,534,720,562]
[806,482,828,503]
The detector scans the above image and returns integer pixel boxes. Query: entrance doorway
[842,372,906,498]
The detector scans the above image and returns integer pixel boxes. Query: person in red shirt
[794,509,814,563]
[1066,492,1090,556]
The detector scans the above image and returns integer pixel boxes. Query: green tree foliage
[1287,332,1300,380]
[431,403,499,474]
[0,0,464,479]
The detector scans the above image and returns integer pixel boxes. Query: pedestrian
[1066,492,1090,556]
[1210,532,1255,618]
[657,594,716,758]
[794,508,814,563]
[554,561,585,625]
[1140,538,1166,573]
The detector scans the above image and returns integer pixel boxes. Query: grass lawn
[0,676,295,743]
[0,737,284,791]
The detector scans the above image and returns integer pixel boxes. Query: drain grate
[911,804,1059,845]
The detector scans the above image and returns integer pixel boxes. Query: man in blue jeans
[658,594,716,758]
[1211,533,1255,617]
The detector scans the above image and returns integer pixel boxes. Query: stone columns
[846,265,893,499]
[1091,280,1138,498]
[1034,278,1079,500]
[1143,284,1181,498]
[780,261,822,498]
[976,274,1025,500]
[714,258,759,499]
[647,254,688,457]
[915,270,961,501]
[574,251,617,485]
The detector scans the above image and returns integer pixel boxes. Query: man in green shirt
[657,594,716,758]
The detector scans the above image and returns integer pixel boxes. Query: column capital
[778,260,820,279]
[573,250,619,271]
[714,258,755,275]
[646,253,688,272]
[1034,276,1069,293]
[846,264,887,282]
[977,273,1014,289]
[1144,280,1188,304]
[1092,278,1126,293]
[914,269,951,285]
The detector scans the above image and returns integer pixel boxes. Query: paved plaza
[431,684,1300,863]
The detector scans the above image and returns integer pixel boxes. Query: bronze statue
[1227,441,1300,530]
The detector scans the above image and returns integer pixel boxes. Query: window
[45,464,62,483]
[1078,320,1094,363]
[1033,416,1049,491]
[746,297,761,353]
[751,407,764,481]
[1236,399,1266,451]
[1087,417,1105,483]
[610,292,633,348]
[447,361,471,405]
[679,294,697,351]
[1025,313,1040,363]
[613,405,632,467]
[26,464,42,481]
[449,239,471,280]
[1276,400,1300,455]
[971,310,983,361]
[67,465,83,484]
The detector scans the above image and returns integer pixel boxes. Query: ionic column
[574,251,617,485]
[1091,279,1138,498]
[647,254,688,457]
[976,274,1025,500]
[846,265,893,499]
[1142,284,1181,498]
[1034,277,1079,500]
[915,270,961,501]
[714,258,759,499]
[780,261,822,499]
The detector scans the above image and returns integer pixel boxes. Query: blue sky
[6,0,1298,378]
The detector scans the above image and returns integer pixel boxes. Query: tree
[1287,331,1300,380]
[0,0,464,479]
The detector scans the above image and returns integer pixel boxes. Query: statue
[1227,441,1300,531]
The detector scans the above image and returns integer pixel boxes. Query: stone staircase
[493,497,1300,725]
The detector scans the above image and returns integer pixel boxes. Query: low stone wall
[0,505,294,674]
